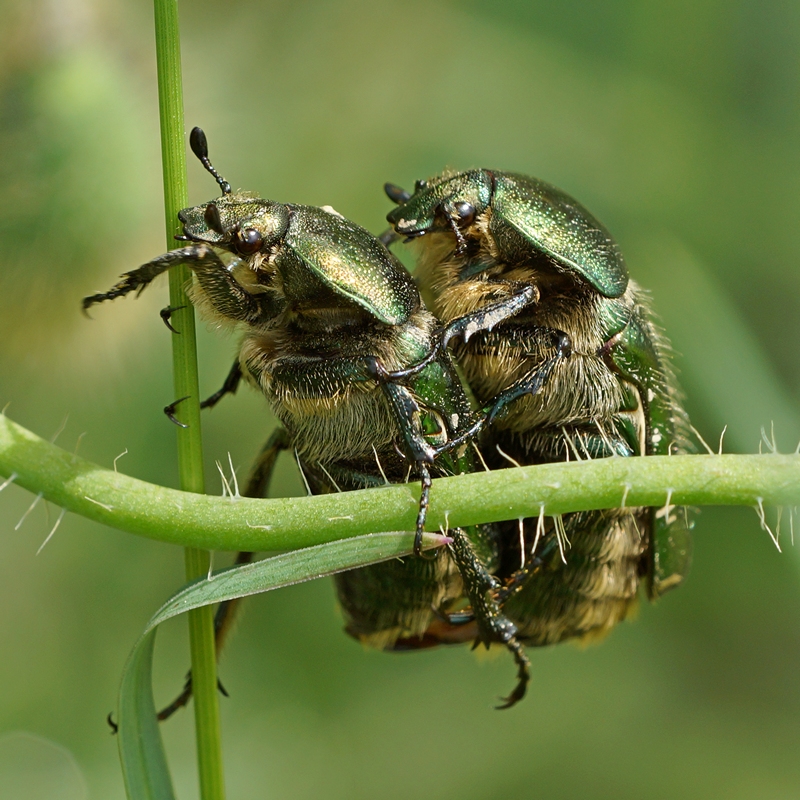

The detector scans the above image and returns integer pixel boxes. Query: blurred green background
[1,1,799,798]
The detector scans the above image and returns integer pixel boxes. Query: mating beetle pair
[83,130,690,710]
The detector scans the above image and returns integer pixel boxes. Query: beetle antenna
[384,183,411,204]
[189,127,231,196]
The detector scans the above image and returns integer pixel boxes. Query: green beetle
[382,168,692,646]
[84,135,551,710]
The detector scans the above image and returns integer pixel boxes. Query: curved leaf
[117,531,447,799]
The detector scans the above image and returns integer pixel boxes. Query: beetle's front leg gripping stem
[82,252,183,312]
[82,245,264,323]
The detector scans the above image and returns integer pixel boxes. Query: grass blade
[118,629,176,800]
[117,531,447,797]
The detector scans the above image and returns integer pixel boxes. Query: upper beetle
[83,134,542,710]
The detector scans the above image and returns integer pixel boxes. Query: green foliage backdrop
[1,1,799,797]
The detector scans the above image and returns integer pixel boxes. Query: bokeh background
[1,1,799,798]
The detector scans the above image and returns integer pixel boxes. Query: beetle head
[178,195,291,257]
[179,127,292,258]
[385,170,494,251]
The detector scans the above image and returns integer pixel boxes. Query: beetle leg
[446,527,531,708]
[432,332,570,458]
[482,331,572,425]
[445,528,502,636]
[442,283,539,348]
[212,426,292,644]
[160,305,186,333]
[157,426,291,721]
[414,463,434,558]
[201,361,243,410]
[372,372,437,466]
[366,365,440,559]
[156,675,231,723]
[493,554,545,606]
[495,639,531,710]
[377,227,402,248]
[82,245,266,323]
[163,346,247,423]
[163,396,190,428]
[374,283,539,383]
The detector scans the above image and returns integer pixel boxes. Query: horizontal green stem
[1,413,798,551]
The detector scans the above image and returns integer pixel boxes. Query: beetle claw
[160,305,186,333]
[495,638,530,710]
[164,396,190,428]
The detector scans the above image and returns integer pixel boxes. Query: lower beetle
[382,169,692,646]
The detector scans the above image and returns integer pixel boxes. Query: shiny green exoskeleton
[383,169,692,647]
[83,132,542,708]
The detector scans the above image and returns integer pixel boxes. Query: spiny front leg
[82,245,264,323]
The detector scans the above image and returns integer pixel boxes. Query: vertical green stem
[153,1,226,798]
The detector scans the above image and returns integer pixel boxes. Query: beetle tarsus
[374,284,540,385]
[494,555,544,606]
[495,638,530,710]
[201,361,243,410]
[157,675,193,721]
[413,463,437,560]
[160,305,186,334]
[156,674,230,722]
[164,396,190,428]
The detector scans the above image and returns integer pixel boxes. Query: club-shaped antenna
[189,127,231,196]
[384,182,411,204]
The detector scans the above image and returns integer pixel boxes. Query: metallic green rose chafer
[382,168,692,647]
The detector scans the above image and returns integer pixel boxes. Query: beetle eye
[453,201,476,226]
[234,227,263,254]
[414,179,428,193]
